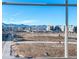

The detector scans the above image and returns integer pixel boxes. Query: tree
[73,26,77,33]
[54,26,62,32]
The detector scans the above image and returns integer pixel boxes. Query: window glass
[68,0,77,4]
[2,0,65,4]
[68,7,77,25]
[2,5,65,25]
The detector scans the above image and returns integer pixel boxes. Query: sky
[2,0,77,25]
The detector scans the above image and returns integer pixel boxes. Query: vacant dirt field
[12,43,77,58]
[12,32,77,58]
[14,32,77,42]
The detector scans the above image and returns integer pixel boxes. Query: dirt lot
[14,32,77,42]
[15,36,64,42]
[12,32,77,58]
[12,43,77,58]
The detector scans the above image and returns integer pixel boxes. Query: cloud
[15,20,38,25]
[3,19,38,25]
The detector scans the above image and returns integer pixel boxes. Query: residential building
[68,25,74,33]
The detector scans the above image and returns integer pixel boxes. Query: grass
[12,32,77,58]
[14,32,76,42]
[12,43,77,58]
[15,33,63,42]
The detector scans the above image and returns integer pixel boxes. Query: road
[2,41,15,59]
[14,41,77,44]
[2,41,27,59]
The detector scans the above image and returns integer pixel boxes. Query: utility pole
[64,0,68,58]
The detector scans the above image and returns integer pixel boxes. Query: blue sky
[2,0,77,25]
